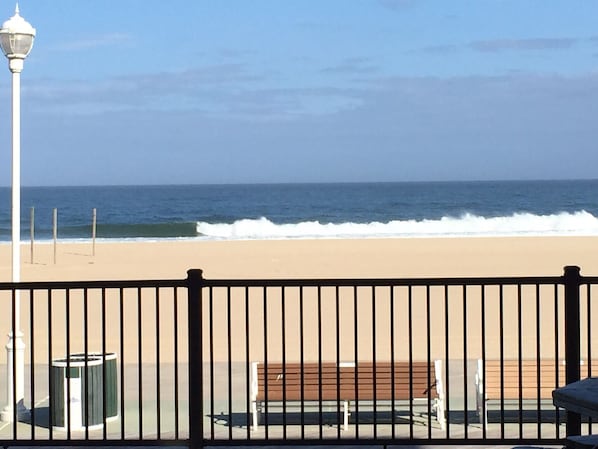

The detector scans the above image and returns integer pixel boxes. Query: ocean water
[0,180,597,241]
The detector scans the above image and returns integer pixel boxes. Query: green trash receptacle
[50,353,118,430]
[101,352,118,421]
[73,352,118,421]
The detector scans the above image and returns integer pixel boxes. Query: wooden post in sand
[29,207,34,264]
[53,208,57,264]
[92,208,97,256]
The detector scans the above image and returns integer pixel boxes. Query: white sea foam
[196,210,598,240]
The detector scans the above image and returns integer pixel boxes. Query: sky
[0,0,597,186]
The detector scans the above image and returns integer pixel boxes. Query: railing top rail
[0,266,592,290]
[200,274,566,288]
[0,278,187,290]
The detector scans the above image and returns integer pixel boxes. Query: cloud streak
[470,37,577,53]
[53,32,134,51]
[321,57,379,75]
[377,0,416,11]
[420,44,459,55]
[20,69,598,185]
[24,60,598,131]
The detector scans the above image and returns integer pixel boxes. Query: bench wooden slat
[256,362,437,402]
[252,360,444,430]
[476,359,598,425]
[259,387,435,399]
[479,360,598,400]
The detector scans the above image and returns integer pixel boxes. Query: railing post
[187,269,204,449]
[564,265,582,437]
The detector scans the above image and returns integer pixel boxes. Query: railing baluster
[587,283,593,433]
[208,286,215,440]
[586,283,593,374]
[430,285,434,438]
[480,285,486,439]
[299,286,305,439]
[102,287,108,440]
[84,288,90,441]
[353,285,359,440]
[137,286,142,440]
[119,287,125,439]
[48,288,53,441]
[408,285,413,440]
[244,286,251,440]
[173,286,179,440]
[29,288,35,439]
[536,283,542,438]
[517,283,523,439]
[372,285,377,438]
[11,288,16,437]
[227,286,233,441]
[335,285,341,440]
[554,284,561,438]
[446,284,452,439]
[262,285,268,439]
[281,286,286,438]
[390,285,396,439]
[499,284,505,439]
[65,288,71,438]
[155,287,161,439]
[317,285,323,440]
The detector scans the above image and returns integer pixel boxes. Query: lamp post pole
[0,3,35,423]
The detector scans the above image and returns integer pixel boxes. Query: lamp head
[0,4,35,72]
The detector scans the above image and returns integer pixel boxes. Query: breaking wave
[196,211,598,240]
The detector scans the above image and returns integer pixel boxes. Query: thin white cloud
[23,57,598,129]
[470,37,577,53]
[321,57,379,75]
[24,71,598,185]
[420,44,459,55]
[377,0,416,12]
[53,32,133,51]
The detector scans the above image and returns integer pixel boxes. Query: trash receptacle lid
[52,354,103,367]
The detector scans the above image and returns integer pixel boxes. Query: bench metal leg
[343,400,349,431]
[251,401,259,430]
[435,398,446,430]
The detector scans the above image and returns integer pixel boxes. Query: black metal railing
[0,278,188,446]
[0,266,595,448]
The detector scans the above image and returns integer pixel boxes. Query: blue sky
[0,0,597,185]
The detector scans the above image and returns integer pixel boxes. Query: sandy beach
[2,235,597,281]
[0,236,597,365]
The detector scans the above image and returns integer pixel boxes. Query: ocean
[0,180,597,242]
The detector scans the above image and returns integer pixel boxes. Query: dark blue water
[0,180,596,241]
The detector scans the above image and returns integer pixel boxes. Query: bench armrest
[434,359,446,430]
[250,362,259,402]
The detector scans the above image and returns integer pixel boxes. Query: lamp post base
[0,401,29,422]
[1,331,29,423]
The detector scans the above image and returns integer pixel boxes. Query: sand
[0,236,596,365]
[2,235,597,281]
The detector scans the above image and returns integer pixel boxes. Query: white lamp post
[0,3,35,423]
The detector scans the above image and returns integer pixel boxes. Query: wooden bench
[250,360,444,430]
[475,359,598,425]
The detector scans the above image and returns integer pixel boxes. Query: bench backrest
[479,360,598,400]
[252,361,438,402]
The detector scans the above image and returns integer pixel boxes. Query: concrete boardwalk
[0,361,574,446]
